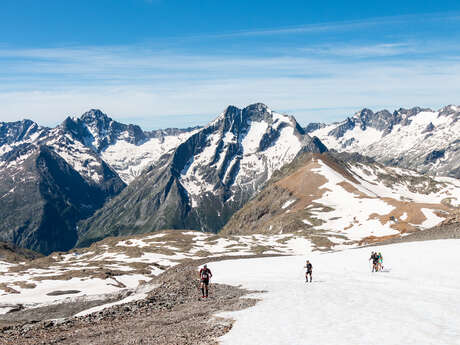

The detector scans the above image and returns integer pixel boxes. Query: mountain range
[1,103,459,254]
[306,105,460,178]
[76,103,327,247]
[0,111,196,254]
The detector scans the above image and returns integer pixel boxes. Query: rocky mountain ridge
[306,105,460,177]
[0,111,197,254]
[76,103,327,247]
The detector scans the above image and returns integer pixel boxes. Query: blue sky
[1,1,460,129]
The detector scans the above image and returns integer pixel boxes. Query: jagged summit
[0,119,42,146]
[80,109,110,121]
[77,103,327,246]
[438,104,460,117]
[307,105,460,178]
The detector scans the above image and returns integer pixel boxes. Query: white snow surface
[101,131,195,183]
[281,199,296,209]
[213,240,460,345]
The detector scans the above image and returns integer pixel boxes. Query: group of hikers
[198,252,384,297]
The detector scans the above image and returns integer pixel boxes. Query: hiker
[369,252,379,272]
[305,260,313,282]
[378,252,384,271]
[199,264,212,298]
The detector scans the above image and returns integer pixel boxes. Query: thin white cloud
[300,42,418,58]
[190,12,460,39]
[1,55,459,128]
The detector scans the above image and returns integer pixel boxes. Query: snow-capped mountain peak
[0,119,44,146]
[307,105,460,178]
[177,103,323,207]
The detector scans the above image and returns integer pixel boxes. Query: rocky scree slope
[0,111,196,254]
[1,258,258,345]
[222,151,460,248]
[0,242,42,263]
[77,103,327,247]
[306,105,460,178]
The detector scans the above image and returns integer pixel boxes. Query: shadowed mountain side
[0,146,124,255]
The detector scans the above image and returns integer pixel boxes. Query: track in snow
[212,240,460,345]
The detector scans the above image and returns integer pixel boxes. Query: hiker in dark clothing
[199,264,212,298]
[369,252,379,272]
[305,260,313,282]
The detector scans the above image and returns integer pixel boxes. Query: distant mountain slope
[77,103,327,247]
[63,109,199,183]
[306,105,460,178]
[222,151,460,247]
[0,111,197,254]
[0,144,124,254]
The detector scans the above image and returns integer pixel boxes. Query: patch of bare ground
[368,198,450,230]
[0,255,281,345]
[221,184,294,235]
[0,283,19,294]
[12,281,36,289]
[358,234,402,246]
[276,157,328,212]
[0,242,43,263]
[366,222,460,247]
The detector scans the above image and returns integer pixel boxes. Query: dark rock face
[0,120,43,146]
[422,122,435,134]
[0,145,124,255]
[304,122,326,134]
[62,109,200,152]
[328,118,355,139]
[77,103,328,247]
[305,105,460,179]
[425,150,445,163]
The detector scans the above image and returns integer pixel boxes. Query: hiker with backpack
[369,251,379,272]
[305,260,313,282]
[199,264,212,298]
[378,252,384,271]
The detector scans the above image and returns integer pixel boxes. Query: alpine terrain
[1,105,460,345]
[306,105,460,178]
[0,110,197,254]
[222,151,460,247]
[77,103,328,247]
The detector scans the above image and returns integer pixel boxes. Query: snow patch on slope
[102,131,195,183]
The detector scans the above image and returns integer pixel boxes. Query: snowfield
[212,240,460,345]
